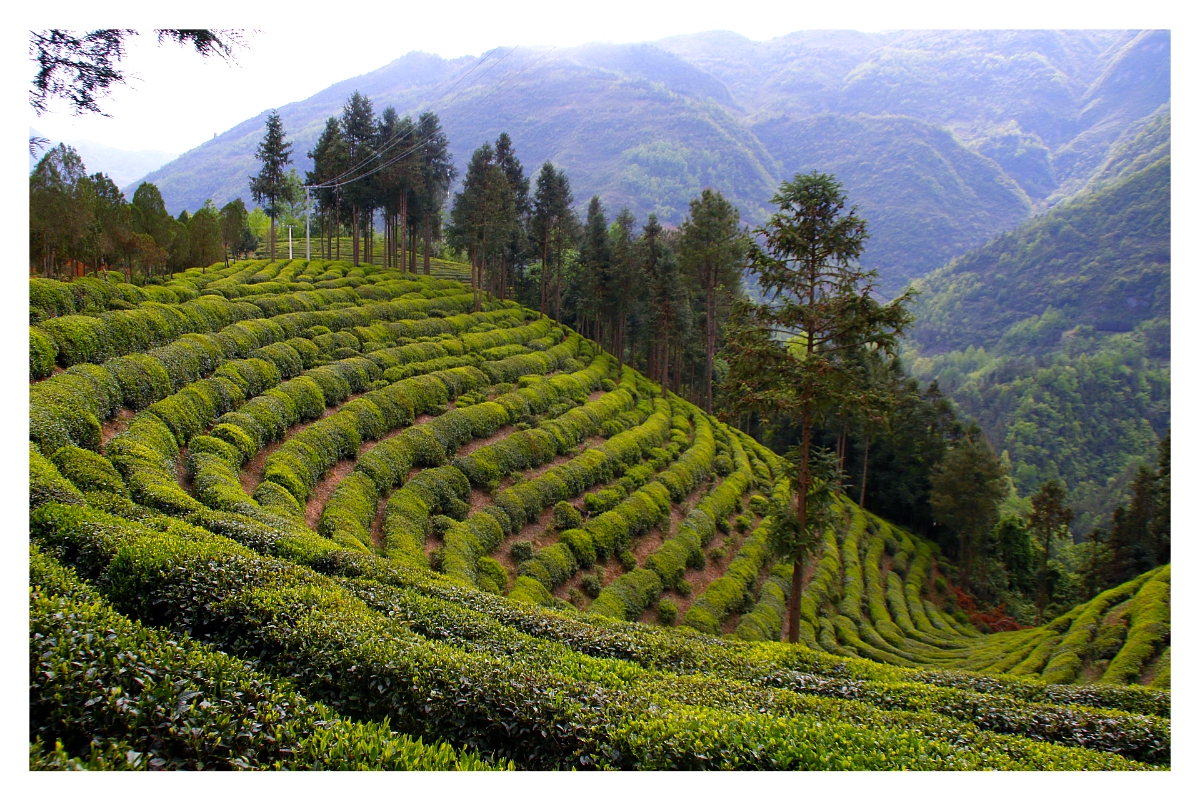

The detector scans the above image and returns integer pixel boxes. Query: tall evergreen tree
[1029,479,1074,622]
[220,199,249,264]
[578,196,612,343]
[29,143,88,278]
[307,116,348,260]
[375,107,420,270]
[931,430,1008,593]
[415,112,455,275]
[338,92,376,265]
[449,143,518,311]
[189,200,224,270]
[493,132,530,297]
[720,172,912,643]
[531,163,577,319]
[679,188,747,413]
[249,111,295,263]
[130,182,174,256]
[167,210,191,274]
[640,214,685,395]
[609,207,639,374]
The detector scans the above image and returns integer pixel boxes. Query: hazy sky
[21,1,1175,155]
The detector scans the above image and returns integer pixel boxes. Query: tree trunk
[786,408,814,644]
[554,253,563,322]
[539,236,549,315]
[424,217,432,275]
[269,215,276,263]
[705,285,716,414]
[351,208,359,266]
[859,435,870,509]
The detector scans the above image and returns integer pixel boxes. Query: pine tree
[1028,479,1074,621]
[493,133,530,298]
[930,430,1008,595]
[248,111,295,263]
[415,112,455,275]
[307,116,348,259]
[721,172,912,643]
[579,196,612,344]
[220,199,249,263]
[608,207,639,374]
[338,93,376,265]
[679,188,747,413]
[641,214,685,396]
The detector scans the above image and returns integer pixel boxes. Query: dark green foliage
[29,547,499,771]
[29,444,85,508]
[553,501,582,531]
[30,326,58,379]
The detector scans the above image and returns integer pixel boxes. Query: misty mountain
[30,128,177,188]
[136,29,1169,294]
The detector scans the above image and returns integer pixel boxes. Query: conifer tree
[931,431,1008,594]
[1029,479,1074,622]
[641,214,684,395]
[338,93,376,265]
[307,116,347,259]
[220,199,249,264]
[721,172,912,643]
[249,111,295,263]
[493,133,530,297]
[609,207,639,374]
[531,163,577,319]
[679,188,747,413]
[579,196,612,344]
[415,112,455,275]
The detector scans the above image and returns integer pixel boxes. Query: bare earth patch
[304,426,415,530]
[100,408,135,449]
[458,425,515,457]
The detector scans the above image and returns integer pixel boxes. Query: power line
[312,46,560,191]
[314,46,518,188]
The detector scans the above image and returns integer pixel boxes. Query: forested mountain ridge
[136,30,1168,295]
[909,155,1169,355]
[905,157,1169,535]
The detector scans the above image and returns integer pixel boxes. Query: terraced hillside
[29,259,1168,770]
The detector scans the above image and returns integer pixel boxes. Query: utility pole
[305,185,311,262]
[287,225,293,260]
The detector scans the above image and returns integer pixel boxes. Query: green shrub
[619,550,637,571]
[30,326,58,379]
[510,540,534,563]
[658,599,678,626]
[553,501,583,531]
[580,573,602,598]
[50,446,127,496]
[477,557,509,595]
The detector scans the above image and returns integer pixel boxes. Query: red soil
[100,408,135,449]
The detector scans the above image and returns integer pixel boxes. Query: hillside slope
[753,113,1031,292]
[27,260,1168,769]
[906,157,1169,529]
[910,156,1169,354]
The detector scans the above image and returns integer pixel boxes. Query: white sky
[17,0,1185,155]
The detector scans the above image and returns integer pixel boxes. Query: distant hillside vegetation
[910,156,1169,354]
[753,113,1031,293]
[906,158,1169,534]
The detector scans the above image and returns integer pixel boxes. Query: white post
[288,225,293,260]
[305,186,311,262]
